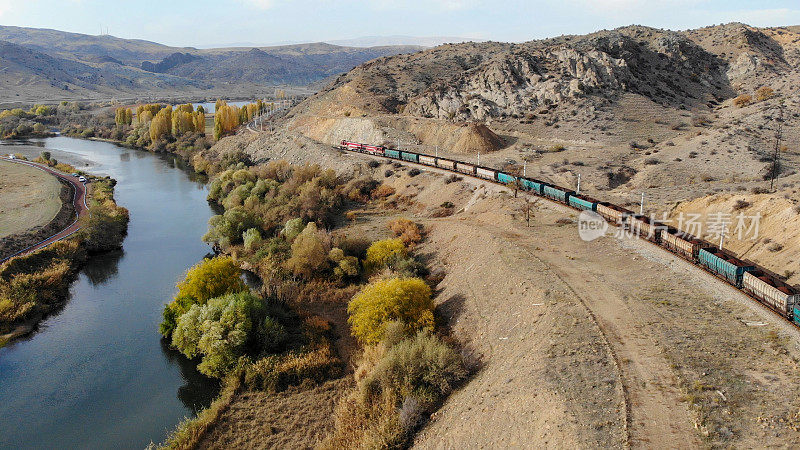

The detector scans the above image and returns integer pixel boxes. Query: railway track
[338,140,800,331]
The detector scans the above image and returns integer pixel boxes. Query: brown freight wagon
[660,226,703,260]
[597,202,626,226]
[628,215,661,242]
[742,270,800,318]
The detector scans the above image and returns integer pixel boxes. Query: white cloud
[0,0,18,17]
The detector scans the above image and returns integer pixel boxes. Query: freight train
[340,140,800,326]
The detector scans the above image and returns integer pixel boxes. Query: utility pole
[576,173,581,194]
[639,192,645,215]
[435,145,438,158]
[770,102,784,192]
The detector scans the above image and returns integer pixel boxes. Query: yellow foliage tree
[171,109,194,136]
[193,111,205,134]
[347,277,434,344]
[364,238,407,273]
[149,108,172,143]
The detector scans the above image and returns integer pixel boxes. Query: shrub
[409,168,421,177]
[320,331,466,449]
[348,277,434,344]
[364,238,407,274]
[160,256,246,338]
[372,184,395,199]
[281,217,305,242]
[242,228,262,251]
[172,291,268,378]
[733,94,753,108]
[202,207,261,248]
[285,222,331,279]
[365,330,466,405]
[733,199,751,211]
[388,218,423,247]
[756,86,775,102]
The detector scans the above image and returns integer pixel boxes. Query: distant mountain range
[199,36,482,49]
[326,36,483,48]
[0,25,424,105]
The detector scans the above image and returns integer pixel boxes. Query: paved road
[0,157,89,262]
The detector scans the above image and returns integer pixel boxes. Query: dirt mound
[451,122,503,154]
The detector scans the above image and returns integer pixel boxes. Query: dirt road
[411,190,800,448]
[0,157,88,262]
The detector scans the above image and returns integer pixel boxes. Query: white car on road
[78,176,87,183]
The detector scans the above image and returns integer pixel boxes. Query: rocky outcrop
[405,30,733,122]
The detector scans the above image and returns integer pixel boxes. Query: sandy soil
[410,187,800,448]
[0,159,62,238]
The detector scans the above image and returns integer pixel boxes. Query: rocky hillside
[302,23,800,124]
[0,26,421,104]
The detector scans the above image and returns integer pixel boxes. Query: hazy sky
[0,0,799,47]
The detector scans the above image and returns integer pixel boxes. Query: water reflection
[81,249,124,286]
[160,339,221,415]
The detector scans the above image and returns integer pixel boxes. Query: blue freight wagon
[698,248,755,287]
[401,152,418,163]
[794,306,800,326]
[384,149,401,159]
[497,172,516,184]
[520,178,543,194]
[543,185,572,203]
[568,196,597,211]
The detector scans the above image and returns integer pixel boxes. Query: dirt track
[409,186,800,448]
[0,157,88,262]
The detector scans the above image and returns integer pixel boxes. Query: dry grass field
[0,160,62,239]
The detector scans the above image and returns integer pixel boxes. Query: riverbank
[0,176,129,346]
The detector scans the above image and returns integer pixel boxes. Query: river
[0,136,219,449]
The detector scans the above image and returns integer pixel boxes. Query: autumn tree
[159,256,246,338]
[171,109,194,136]
[364,238,408,273]
[172,291,270,378]
[286,222,331,278]
[149,107,172,143]
[347,277,434,344]
[114,107,132,126]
